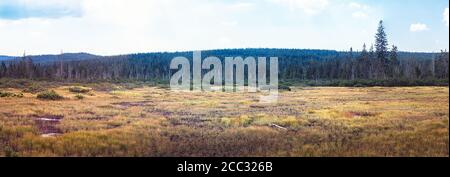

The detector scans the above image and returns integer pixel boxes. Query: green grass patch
[37,90,64,100]
[0,91,23,98]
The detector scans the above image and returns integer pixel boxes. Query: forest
[0,21,448,86]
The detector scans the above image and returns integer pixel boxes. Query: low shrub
[69,86,92,94]
[0,91,24,98]
[37,90,64,100]
[0,79,30,89]
[22,85,45,94]
[278,85,292,91]
[221,115,254,127]
[74,94,85,100]
[22,84,46,94]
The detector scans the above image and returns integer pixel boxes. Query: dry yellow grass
[0,84,448,157]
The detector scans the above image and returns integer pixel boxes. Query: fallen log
[270,123,288,130]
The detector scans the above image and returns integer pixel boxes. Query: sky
[0,0,448,56]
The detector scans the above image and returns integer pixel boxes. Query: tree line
[0,21,448,86]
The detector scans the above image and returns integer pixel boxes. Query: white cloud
[410,23,429,32]
[1,0,80,9]
[219,36,232,45]
[352,11,368,19]
[221,21,239,27]
[0,0,260,55]
[81,0,165,26]
[17,0,80,7]
[228,2,255,11]
[269,0,329,15]
[0,0,447,55]
[444,8,449,27]
[348,2,370,19]
[0,0,82,19]
[349,2,368,10]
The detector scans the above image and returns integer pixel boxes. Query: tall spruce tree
[390,45,399,77]
[375,20,389,78]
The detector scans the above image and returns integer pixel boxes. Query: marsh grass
[0,82,448,157]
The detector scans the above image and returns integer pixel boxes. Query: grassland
[0,80,448,157]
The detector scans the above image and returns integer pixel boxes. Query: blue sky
[0,0,448,56]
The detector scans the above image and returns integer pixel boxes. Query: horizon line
[1,47,448,58]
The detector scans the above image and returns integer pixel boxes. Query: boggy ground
[0,84,448,157]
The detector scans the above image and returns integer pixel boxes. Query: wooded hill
[1,48,447,86]
[0,21,448,86]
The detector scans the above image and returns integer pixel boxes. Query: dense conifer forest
[1,21,448,86]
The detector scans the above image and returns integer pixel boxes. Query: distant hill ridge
[0,53,99,63]
[0,49,440,64]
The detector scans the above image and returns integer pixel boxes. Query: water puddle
[33,115,63,137]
